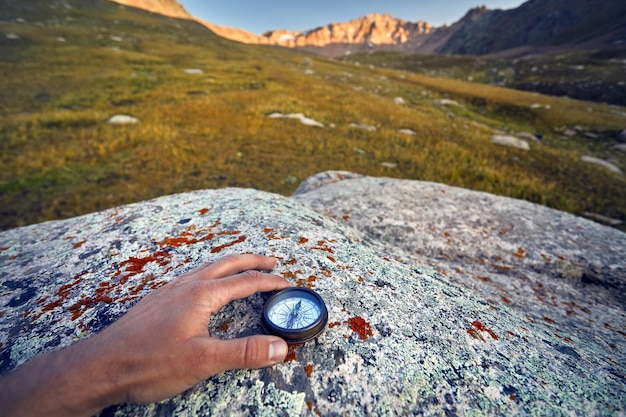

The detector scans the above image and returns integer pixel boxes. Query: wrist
[0,335,125,417]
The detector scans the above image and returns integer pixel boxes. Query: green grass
[1,0,625,231]
[340,50,626,106]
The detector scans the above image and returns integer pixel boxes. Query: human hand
[0,254,292,416]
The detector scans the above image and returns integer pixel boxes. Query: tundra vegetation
[1,0,624,231]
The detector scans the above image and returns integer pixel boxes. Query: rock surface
[1,172,625,416]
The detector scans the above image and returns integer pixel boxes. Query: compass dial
[262,288,328,343]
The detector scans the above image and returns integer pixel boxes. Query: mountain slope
[110,0,191,19]
[107,0,626,58]
[1,0,625,231]
[425,0,626,56]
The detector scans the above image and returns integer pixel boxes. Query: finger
[174,261,216,281]
[212,271,293,307]
[190,254,277,281]
[193,335,288,376]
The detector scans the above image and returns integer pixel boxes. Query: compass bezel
[262,288,328,344]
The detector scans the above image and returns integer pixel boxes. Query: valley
[0,0,624,231]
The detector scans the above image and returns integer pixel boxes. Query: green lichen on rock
[0,173,624,416]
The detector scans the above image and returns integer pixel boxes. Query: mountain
[2,0,625,231]
[260,13,433,56]
[109,0,626,58]
[110,0,191,19]
[423,0,626,57]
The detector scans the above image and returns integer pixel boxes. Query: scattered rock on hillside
[581,156,622,174]
[433,98,460,106]
[380,162,398,168]
[393,97,405,105]
[303,69,314,75]
[398,129,417,135]
[349,123,376,131]
[516,132,542,142]
[107,114,139,124]
[6,33,20,40]
[183,68,203,75]
[619,129,626,142]
[268,112,324,128]
[491,135,530,150]
[614,144,626,153]
[56,36,66,42]
[530,103,551,109]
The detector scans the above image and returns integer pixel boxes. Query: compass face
[262,288,328,343]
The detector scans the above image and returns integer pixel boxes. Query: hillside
[0,0,625,232]
[425,0,626,56]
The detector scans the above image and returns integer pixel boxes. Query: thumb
[203,335,288,374]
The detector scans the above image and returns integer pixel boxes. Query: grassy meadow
[1,0,625,231]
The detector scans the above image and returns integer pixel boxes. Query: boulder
[433,98,460,106]
[267,113,324,128]
[619,129,626,143]
[349,123,376,131]
[107,115,139,125]
[490,135,530,150]
[581,156,622,174]
[1,172,624,416]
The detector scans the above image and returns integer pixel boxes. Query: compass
[262,288,328,344]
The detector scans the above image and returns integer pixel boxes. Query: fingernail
[268,340,287,362]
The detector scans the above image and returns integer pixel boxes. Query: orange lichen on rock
[304,364,314,378]
[218,320,231,332]
[328,321,342,328]
[468,320,499,341]
[211,235,247,253]
[197,208,210,215]
[346,316,373,340]
[284,343,303,362]
[73,240,87,249]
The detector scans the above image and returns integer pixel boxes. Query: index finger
[179,254,277,282]
[212,271,293,308]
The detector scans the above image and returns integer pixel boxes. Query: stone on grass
[380,162,397,169]
[581,156,622,174]
[516,132,541,142]
[614,144,626,153]
[619,129,626,143]
[6,33,20,40]
[393,97,405,105]
[433,98,459,106]
[349,123,376,131]
[184,69,203,75]
[491,135,530,150]
[1,172,624,416]
[398,129,416,135]
[107,115,139,125]
[267,112,324,128]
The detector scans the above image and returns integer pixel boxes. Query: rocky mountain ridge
[110,0,191,20]
[261,13,433,49]
[109,0,626,58]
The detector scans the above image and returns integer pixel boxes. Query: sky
[178,0,527,35]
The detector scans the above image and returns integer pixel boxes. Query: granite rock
[0,174,625,416]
